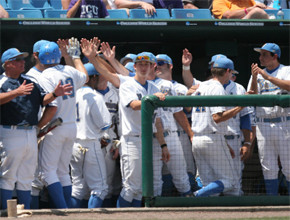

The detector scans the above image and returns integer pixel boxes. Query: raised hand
[80,38,96,60]
[182,48,192,66]
[67,37,81,59]
[100,42,116,62]
[57,38,69,58]
[53,80,73,97]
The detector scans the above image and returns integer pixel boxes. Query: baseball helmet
[39,42,61,65]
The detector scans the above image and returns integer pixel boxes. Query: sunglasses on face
[136,55,151,62]
[9,57,25,62]
[157,60,169,66]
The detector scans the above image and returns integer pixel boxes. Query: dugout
[1,18,289,89]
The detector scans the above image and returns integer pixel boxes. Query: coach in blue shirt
[0,48,72,210]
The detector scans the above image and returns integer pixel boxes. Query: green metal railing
[141,95,290,207]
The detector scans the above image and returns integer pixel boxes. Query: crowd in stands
[0,0,289,19]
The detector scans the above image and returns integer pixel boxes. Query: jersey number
[61,78,75,100]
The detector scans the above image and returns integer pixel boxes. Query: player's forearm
[182,69,194,89]
[173,111,193,138]
[249,76,258,94]
[154,117,166,146]
[0,90,21,105]
[91,56,121,88]
[241,129,251,144]
[266,77,290,91]
[63,54,75,67]
[109,58,130,76]
[73,58,89,83]
[38,106,57,129]
[213,106,243,123]
[129,100,141,110]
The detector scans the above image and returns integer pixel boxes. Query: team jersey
[75,86,111,140]
[38,64,87,124]
[97,82,119,139]
[191,79,228,134]
[225,80,253,135]
[151,77,181,131]
[0,74,46,126]
[25,67,42,83]
[119,79,160,136]
[247,64,290,118]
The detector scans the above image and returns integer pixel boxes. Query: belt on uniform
[177,130,186,137]
[153,130,170,138]
[2,125,35,130]
[256,116,290,123]
[224,135,240,140]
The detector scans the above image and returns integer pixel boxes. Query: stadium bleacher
[1,1,289,20]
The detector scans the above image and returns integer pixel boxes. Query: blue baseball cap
[84,63,99,76]
[254,43,281,58]
[124,62,136,77]
[209,54,227,64]
[33,40,50,53]
[134,52,156,64]
[120,53,137,65]
[1,48,29,64]
[156,54,173,65]
[213,57,235,71]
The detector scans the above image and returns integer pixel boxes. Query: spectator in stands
[255,0,289,9]
[0,4,9,18]
[67,0,109,18]
[62,0,72,9]
[115,0,156,15]
[153,0,183,10]
[182,0,213,9]
[212,0,270,19]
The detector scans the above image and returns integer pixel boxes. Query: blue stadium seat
[48,0,62,9]
[282,9,290,19]
[1,0,10,9]
[264,9,278,19]
[129,9,170,19]
[8,9,43,18]
[171,9,212,19]
[7,0,51,10]
[107,9,128,19]
[44,9,67,18]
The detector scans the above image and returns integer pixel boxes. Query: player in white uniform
[70,63,111,208]
[37,40,89,208]
[155,54,198,194]
[95,73,122,208]
[142,52,192,197]
[248,43,290,195]
[117,52,169,207]
[191,57,245,197]
[223,75,253,196]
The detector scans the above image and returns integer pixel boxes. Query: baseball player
[145,52,193,197]
[0,48,72,210]
[37,39,90,208]
[117,52,169,207]
[223,72,253,196]
[95,68,123,208]
[70,63,111,208]
[248,43,290,195]
[190,57,244,197]
[155,54,198,194]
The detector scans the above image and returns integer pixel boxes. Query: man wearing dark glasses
[155,54,198,195]
[117,52,169,207]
